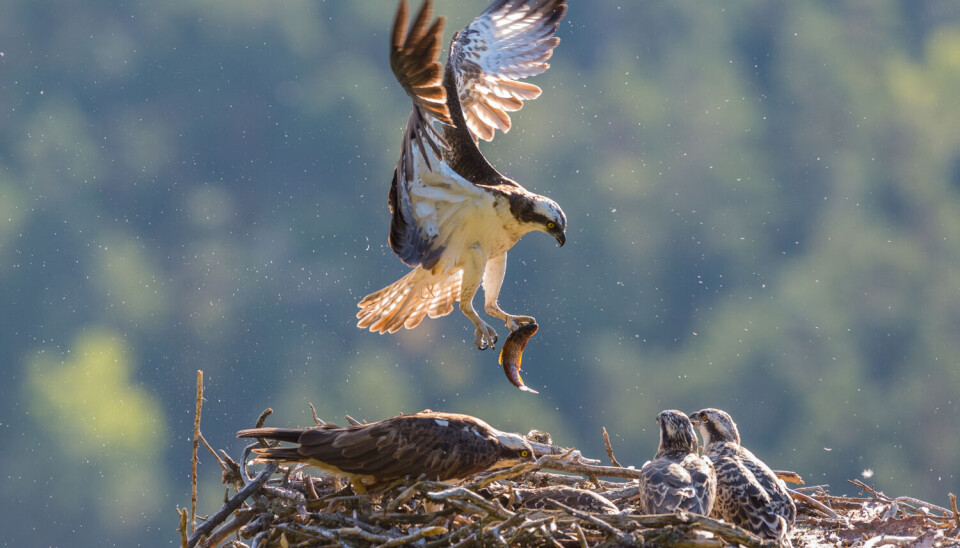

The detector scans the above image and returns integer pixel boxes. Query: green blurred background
[3,1,960,545]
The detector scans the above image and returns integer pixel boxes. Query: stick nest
[178,376,960,548]
[182,424,960,548]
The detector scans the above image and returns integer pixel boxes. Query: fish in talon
[499,323,539,393]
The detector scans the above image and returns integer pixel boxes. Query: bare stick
[255,408,273,431]
[950,493,960,530]
[198,509,256,548]
[380,526,448,547]
[774,470,804,485]
[426,486,515,519]
[604,512,772,547]
[540,457,644,481]
[527,440,599,463]
[187,462,279,548]
[572,521,588,548]
[197,431,228,474]
[788,488,838,519]
[191,370,203,533]
[467,461,541,490]
[386,476,426,513]
[549,499,633,545]
[178,507,189,548]
[307,402,323,425]
[601,427,622,467]
[344,414,363,426]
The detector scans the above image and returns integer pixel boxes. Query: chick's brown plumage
[637,410,716,515]
[690,408,796,544]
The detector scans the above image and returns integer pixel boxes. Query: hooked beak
[687,412,701,426]
[554,231,566,247]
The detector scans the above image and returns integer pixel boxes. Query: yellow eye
[547,222,556,229]
[521,450,529,457]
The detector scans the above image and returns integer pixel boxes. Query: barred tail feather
[357,267,462,333]
[236,427,305,442]
[249,447,304,463]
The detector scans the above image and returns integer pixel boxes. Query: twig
[850,478,882,498]
[526,440,599,463]
[850,479,953,517]
[601,427,622,467]
[603,512,773,547]
[385,477,426,513]
[950,493,960,530]
[426,486,515,519]
[178,507,189,548]
[774,469,804,485]
[198,509,256,548]
[572,521,588,548]
[467,461,540,490]
[894,495,953,517]
[788,488,838,519]
[218,450,244,489]
[548,499,634,545]
[187,462,279,548]
[377,526,448,547]
[307,402,323,425]
[540,457,644,481]
[344,414,363,426]
[197,431,228,474]
[191,370,203,533]
[262,484,308,519]
[255,408,273,431]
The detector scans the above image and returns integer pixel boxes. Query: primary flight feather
[357,0,568,350]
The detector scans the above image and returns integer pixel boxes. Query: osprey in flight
[636,410,716,516]
[237,410,535,493]
[356,0,568,350]
[690,408,797,544]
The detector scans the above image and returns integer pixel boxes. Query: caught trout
[498,323,540,394]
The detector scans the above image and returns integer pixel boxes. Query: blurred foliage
[2,1,960,545]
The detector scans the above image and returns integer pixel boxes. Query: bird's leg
[460,245,498,350]
[482,252,536,332]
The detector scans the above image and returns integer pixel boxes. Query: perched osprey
[237,411,535,492]
[356,0,569,350]
[636,410,716,515]
[689,408,796,544]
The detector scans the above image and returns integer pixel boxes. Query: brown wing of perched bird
[690,408,796,544]
[637,410,716,515]
[238,411,535,492]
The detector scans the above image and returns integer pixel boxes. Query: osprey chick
[237,411,535,493]
[357,0,568,350]
[636,410,716,515]
[689,408,796,544]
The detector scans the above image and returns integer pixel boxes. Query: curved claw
[473,322,498,351]
[506,315,537,332]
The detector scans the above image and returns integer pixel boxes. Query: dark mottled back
[238,411,534,486]
[691,408,796,543]
[637,410,716,515]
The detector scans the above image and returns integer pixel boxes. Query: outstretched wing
[388,0,456,267]
[390,0,452,126]
[450,0,567,142]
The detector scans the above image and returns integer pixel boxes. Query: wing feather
[450,0,567,142]
[357,268,462,333]
[390,0,452,126]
